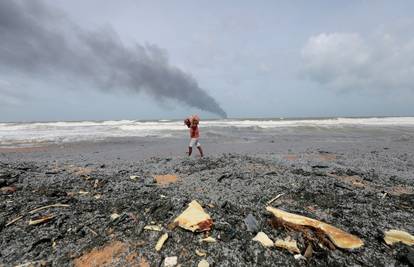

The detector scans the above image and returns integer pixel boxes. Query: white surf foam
[1,117,413,146]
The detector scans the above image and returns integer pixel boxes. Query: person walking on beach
[184,115,204,157]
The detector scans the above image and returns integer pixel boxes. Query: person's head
[184,118,191,128]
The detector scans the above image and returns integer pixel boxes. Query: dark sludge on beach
[1,152,413,266]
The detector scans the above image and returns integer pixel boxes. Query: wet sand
[1,127,414,266]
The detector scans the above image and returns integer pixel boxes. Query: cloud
[301,32,414,92]
[0,1,227,117]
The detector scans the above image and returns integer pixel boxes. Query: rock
[198,259,210,267]
[155,233,168,251]
[275,237,300,254]
[384,230,414,246]
[174,200,213,232]
[252,232,274,247]
[244,214,259,233]
[164,256,177,267]
[266,206,364,249]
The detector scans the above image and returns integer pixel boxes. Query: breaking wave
[1,117,414,147]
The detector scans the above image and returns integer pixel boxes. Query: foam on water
[1,117,414,147]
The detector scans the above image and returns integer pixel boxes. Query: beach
[1,118,414,266]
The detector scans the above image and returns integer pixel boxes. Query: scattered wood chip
[195,249,207,257]
[144,225,162,231]
[78,190,89,195]
[275,237,300,254]
[198,259,210,267]
[29,204,70,214]
[266,207,364,249]
[384,230,414,246]
[164,256,177,267]
[266,193,285,205]
[200,237,216,243]
[29,215,55,225]
[110,213,120,220]
[252,232,274,247]
[174,200,213,232]
[294,254,306,261]
[94,194,101,199]
[304,244,313,258]
[6,215,23,227]
[155,233,168,251]
[154,174,178,185]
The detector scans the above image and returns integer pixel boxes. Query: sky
[1,0,414,122]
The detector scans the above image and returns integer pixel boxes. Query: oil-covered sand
[1,126,414,266]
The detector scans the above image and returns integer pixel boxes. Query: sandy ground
[1,127,414,266]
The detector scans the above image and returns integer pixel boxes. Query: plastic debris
[384,230,414,246]
[155,233,168,251]
[252,232,274,247]
[174,200,213,232]
[266,207,364,249]
[244,214,259,233]
[200,237,216,243]
[164,256,177,266]
[198,259,210,267]
[144,225,162,231]
[275,237,300,254]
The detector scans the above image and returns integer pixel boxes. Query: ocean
[1,117,414,147]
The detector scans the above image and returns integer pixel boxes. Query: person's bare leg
[197,146,204,157]
[188,146,193,156]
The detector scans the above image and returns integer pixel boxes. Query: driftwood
[29,204,70,214]
[5,215,23,227]
[266,193,285,205]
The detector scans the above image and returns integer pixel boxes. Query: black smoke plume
[0,1,227,118]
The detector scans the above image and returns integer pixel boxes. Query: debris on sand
[274,237,300,254]
[130,175,139,180]
[200,237,216,243]
[198,259,210,267]
[266,193,285,205]
[244,214,259,233]
[29,204,70,214]
[195,249,207,257]
[266,207,364,249]
[252,232,274,247]
[144,225,162,231]
[110,213,120,220]
[155,233,169,251]
[0,186,16,194]
[154,174,178,185]
[73,241,128,267]
[174,200,213,232]
[28,214,55,225]
[164,256,177,267]
[384,230,414,246]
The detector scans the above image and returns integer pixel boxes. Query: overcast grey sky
[1,0,414,122]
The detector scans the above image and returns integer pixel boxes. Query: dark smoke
[0,1,227,118]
